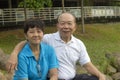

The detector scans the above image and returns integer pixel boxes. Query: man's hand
[6,40,26,73]
[99,73,106,80]
[83,62,106,80]
[6,52,18,73]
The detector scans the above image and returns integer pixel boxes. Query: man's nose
[64,23,69,28]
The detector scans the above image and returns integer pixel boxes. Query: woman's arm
[49,68,58,80]
[6,40,27,73]
[13,51,28,80]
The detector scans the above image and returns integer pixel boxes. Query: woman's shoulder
[41,42,55,54]
[18,43,32,57]
[41,42,53,49]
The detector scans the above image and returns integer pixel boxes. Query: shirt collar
[23,43,43,57]
[54,31,75,43]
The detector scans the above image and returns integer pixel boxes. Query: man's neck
[61,36,71,43]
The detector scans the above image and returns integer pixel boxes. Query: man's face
[57,13,76,38]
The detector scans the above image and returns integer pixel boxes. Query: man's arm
[49,68,58,80]
[6,40,27,73]
[83,62,106,80]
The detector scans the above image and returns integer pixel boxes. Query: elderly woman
[13,18,59,80]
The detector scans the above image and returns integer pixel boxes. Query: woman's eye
[37,30,42,33]
[29,31,34,33]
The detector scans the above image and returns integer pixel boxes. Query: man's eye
[68,23,72,25]
[60,23,65,25]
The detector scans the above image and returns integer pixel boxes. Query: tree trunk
[62,0,65,12]
[81,0,85,33]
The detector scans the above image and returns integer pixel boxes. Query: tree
[84,0,93,6]
[111,0,120,6]
[62,0,65,12]
[81,0,85,33]
[18,0,52,9]
[18,0,52,20]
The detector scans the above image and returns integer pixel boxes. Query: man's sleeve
[79,42,91,66]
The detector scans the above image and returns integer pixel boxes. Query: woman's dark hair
[24,18,45,34]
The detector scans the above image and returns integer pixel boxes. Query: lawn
[0,23,120,73]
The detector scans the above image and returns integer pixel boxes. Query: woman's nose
[34,32,39,36]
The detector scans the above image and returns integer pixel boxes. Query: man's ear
[56,23,59,30]
[73,23,77,32]
[75,24,77,30]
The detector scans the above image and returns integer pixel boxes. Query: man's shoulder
[43,32,57,40]
[73,36,84,44]
[72,36,87,49]
[44,32,57,37]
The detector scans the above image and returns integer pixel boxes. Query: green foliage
[84,0,93,6]
[109,0,120,6]
[18,0,52,9]
[75,23,120,72]
[114,2,120,6]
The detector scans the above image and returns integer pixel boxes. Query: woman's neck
[30,44,40,60]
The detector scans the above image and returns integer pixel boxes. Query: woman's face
[25,27,43,45]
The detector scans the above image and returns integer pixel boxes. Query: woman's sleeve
[48,46,59,70]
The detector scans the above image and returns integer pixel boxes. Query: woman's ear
[24,34,28,40]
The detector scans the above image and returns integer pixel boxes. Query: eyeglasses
[36,64,41,77]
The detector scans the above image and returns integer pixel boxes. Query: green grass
[0,23,120,73]
[0,29,25,54]
[75,23,120,73]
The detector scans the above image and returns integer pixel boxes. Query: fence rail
[0,6,120,26]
